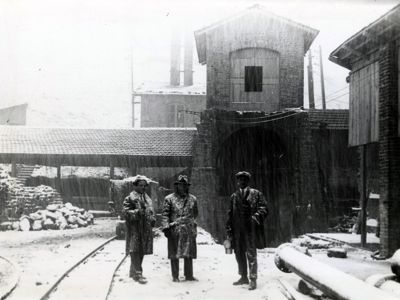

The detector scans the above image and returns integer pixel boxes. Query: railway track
[38,236,127,300]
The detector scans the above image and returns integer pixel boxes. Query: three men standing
[123,175,156,284]
[226,171,268,290]
[162,175,198,282]
[122,171,267,291]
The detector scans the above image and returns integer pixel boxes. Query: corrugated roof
[307,109,349,130]
[0,126,196,157]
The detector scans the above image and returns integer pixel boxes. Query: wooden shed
[329,3,400,257]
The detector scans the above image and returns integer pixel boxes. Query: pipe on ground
[274,244,400,300]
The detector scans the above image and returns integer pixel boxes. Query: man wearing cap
[123,175,156,284]
[226,171,268,290]
[162,175,198,282]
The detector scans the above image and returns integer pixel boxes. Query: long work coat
[162,193,198,259]
[226,187,268,250]
[123,191,155,255]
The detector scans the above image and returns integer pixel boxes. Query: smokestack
[170,30,181,86]
[183,32,193,86]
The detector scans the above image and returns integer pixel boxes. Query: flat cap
[235,171,251,178]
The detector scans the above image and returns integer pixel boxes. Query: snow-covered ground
[1,221,394,300]
[0,218,116,300]
[109,229,299,300]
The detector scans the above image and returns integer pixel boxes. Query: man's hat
[235,171,251,179]
[124,174,156,185]
[174,175,191,185]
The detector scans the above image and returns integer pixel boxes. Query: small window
[245,66,263,92]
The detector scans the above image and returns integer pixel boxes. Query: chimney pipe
[183,32,193,86]
[170,30,181,86]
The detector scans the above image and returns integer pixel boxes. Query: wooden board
[349,61,379,146]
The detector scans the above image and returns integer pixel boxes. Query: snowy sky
[0,0,398,127]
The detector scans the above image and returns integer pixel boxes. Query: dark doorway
[216,126,292,246]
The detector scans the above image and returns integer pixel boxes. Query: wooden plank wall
[398,44,400,137]
[349,61,379,146]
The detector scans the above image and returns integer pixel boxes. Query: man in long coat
[162,175,198,282]
[226,171,268,290]
[123,175,156,284]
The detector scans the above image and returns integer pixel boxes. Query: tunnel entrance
[216,126,293,245]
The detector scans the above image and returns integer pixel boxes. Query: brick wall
[191,110,332,245]
[379,42,400,257]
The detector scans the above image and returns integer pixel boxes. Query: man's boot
[233,276,249,285]
[248,279,257,290]
[133,276,147,284]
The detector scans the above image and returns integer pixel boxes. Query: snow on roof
[134,82,206,96]
[0,126,196,157]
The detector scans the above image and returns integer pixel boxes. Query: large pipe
[275,244,399,300]
[366,274,400,297]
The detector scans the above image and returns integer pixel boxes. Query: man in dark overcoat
[123,175,156,284]
[162,175,198,282]
[226,171,268,290]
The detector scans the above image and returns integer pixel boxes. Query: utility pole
[319,46,326,110]
[307,50,315,109]
[360,145,367,248]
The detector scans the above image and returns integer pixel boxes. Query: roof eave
[329,3,400,69]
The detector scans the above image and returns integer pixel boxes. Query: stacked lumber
[0,202,94,231]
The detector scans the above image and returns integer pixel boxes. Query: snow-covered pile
[196,227,217,245]
[291,235,333,249]
[329,215,358,233]
[32,166,129,179]
[0,202,94,231]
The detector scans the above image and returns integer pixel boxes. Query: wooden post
[308,51,315,109]
[319,46,326,110]
[11,159,17,177]
[56,166,61,191]
[130,163,138,177]
[110,161,115,179]
[360,145,367,247]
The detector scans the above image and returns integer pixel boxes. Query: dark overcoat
[162,193,198,259]
[123,191,155,255]
[226,187,268,249]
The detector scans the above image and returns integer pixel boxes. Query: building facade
[194,5,318,112]
[329,4,400,257]
[190,5,358,245]
[0,103,27,125]
[134,84,206,128]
